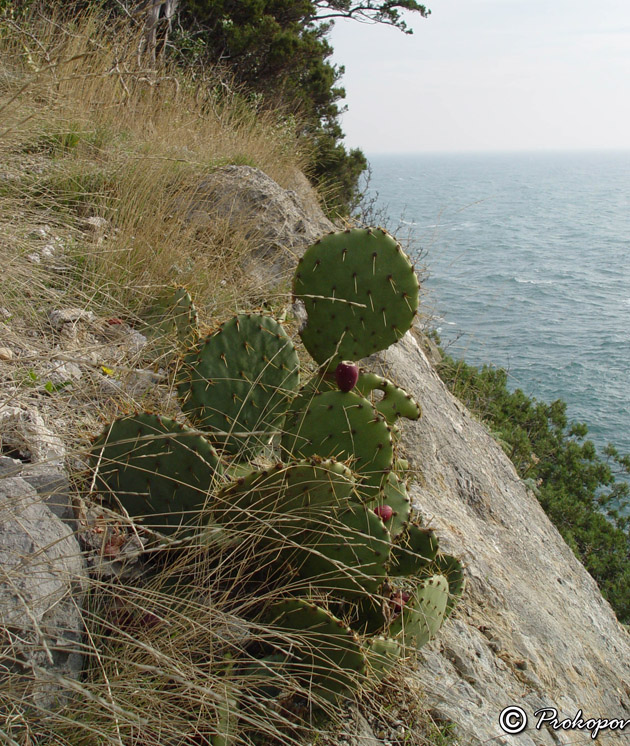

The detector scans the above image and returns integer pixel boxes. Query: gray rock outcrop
[0,476,85,714]
[187,165,334,282]
[377,331,630,745]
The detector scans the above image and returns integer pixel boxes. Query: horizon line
[363,146,630,157]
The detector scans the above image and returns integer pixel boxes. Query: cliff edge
[378,332,630,744]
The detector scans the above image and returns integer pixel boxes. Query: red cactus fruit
[374,504,393,522]
[335,361,359,392]
[391,590,411,614]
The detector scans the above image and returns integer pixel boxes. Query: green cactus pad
[214,458,356,539]
[432,553,465,618]
[267,598,367,701]
[236,654,287,699]
[370,472,411,541]
[295,502,391,599]
[281,389,393,496]
[90,412,223,535]
[356,372,421,425]
[389,525,439,576]
[141,285,199,351]
[365,637,402,682]
[350,595,387,636]
[293,228,419,366]
[390,574,449,650]
[177,313,299,460]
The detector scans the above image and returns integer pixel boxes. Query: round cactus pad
[90,412,223,535]
[390,574,449,650]
[281,389,393,495]
[215,458,356,538]
[293,228,419,366]
[267,598,367,700]
[295,502,391,599]
[177,314,299,459]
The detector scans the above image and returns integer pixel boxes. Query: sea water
[365,151,630,458]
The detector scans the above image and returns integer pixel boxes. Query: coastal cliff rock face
[376,332,630,744]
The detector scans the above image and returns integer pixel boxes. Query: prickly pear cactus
[177,313,299,460]
[356,372,421,425]
[266,598,367,701]
[87,224,466,716]
[90,412,223,535]
[293,228,419,367]
[365,636,402,682]
[388,524,439,577]
[294,501,391,599]
[389,574,449,649]
[141,285,200,351]
[281,389,393,496]
[369,471,411,541]
[214,458,356,539]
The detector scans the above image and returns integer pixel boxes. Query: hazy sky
[328,0,630,153]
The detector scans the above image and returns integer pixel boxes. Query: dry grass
[0,6,305,326]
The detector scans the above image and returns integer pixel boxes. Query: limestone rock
[0,406,65,465]
[0,476,86,713]
[49,308,95,331]
[0,407,73,521]
[377,332,630,744]
[187,165,334,281]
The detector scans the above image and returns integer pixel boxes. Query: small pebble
[0,347,13,361]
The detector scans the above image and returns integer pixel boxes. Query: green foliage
[437,352,630,622]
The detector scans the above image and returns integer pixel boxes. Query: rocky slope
[378,333,630,745]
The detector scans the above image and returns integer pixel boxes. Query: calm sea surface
[366,151,630,457]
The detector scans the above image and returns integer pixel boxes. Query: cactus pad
[390,574,449,650]
[281,390,393,496]
[141,285,199,351]
[214,458,356,539]
[365,637,402,682]
[293,228,419,366]
[389,524,439,576]
[90,412,223,534]
[295,502,391,599]
[267,599,367,700]
[370,471,411,541]
[356,372,421,425]
[177,314,299,459]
